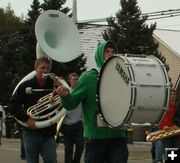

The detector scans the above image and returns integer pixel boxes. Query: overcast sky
[0,0,180,30]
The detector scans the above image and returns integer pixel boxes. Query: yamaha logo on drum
[115,61,130,85]
[49,14,59,18]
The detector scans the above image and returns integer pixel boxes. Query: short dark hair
[68,72,79,81]
[34,57,51,68]
[105,41,116,52]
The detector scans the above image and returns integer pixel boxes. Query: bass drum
[97,55,171,128]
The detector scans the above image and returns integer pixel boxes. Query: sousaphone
[13,10,80,128]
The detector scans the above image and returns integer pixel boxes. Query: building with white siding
[153,29,180,85]
[78,24,180,86]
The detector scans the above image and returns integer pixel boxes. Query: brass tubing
[146,126,180,142]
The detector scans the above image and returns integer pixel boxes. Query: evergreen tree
[0,1,42,104]
[27,0,42,25]
[21,0,42,70]
[41,0,71,15]
[103,0,169,70]
[54,53,87,79]
[0,4,23,37]
[0,6,24,104]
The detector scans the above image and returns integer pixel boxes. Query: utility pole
[72,0,77,21]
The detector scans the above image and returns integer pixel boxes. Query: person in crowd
[56,40,129,163]
[174,104,180,126]
[149,88,180,163]
[173,85,180,129]
[148,126,164,163]
[147,89,180,163]
[0,104,3,145]
[60,72,84,163]
[7,57,57,163]
[159,89,180,148]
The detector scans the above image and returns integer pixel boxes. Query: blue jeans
[152,140,164,162]
[23,130,57,163]
[84,137,128,163]
[155,140,164,161]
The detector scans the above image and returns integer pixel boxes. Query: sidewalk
[0,138,152,163]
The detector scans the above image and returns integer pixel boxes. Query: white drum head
[97,56,131,127]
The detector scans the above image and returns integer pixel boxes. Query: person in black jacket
[172,86,180,149]
[173,101,180,127]
[7,57,57,163]
[173,86,180,127]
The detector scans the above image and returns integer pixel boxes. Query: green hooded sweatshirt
[61,41,126,139]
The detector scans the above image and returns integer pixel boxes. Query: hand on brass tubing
[55,85,69,97]
[26,118,38,130]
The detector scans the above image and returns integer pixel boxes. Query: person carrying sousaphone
[56,40,128,163]
[7,57,57,163]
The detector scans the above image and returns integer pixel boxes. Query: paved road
[0,138,152,163]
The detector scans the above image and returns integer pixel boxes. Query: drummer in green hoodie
[56,40,128,163]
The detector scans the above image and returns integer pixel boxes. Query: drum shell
[97,55,171,128]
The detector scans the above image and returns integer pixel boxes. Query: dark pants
[163,135,180,148]
[20,132,26,159]
[61,121,84,163]
[84,137,128,163]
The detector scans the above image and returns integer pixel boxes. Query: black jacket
[173,101,180,127]
[8,76,57,136]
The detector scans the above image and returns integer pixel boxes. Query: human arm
[7,87,29,122]
[56,73,87,110]
[7,84,37,129]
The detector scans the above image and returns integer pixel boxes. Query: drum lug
[97,114,109,127]
[96,94,99,102]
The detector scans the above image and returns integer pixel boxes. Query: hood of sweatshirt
[95,40,116,68]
